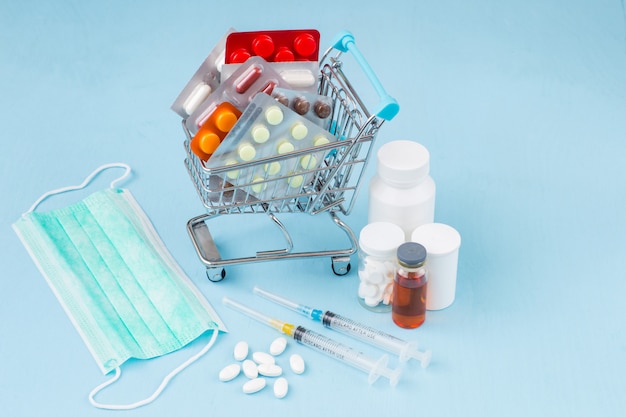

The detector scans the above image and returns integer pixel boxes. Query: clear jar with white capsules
[357,222,405,312]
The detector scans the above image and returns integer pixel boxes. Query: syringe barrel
[321,311,408,355]
[292,326,386,382]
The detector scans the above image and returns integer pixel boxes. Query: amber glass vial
[392,242,428,329]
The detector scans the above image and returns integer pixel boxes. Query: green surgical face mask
[12,163,226,410]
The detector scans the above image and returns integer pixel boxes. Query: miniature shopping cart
[183,31,399,281]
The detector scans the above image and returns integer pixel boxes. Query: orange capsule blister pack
[189,102,242,160]
[185,56,292,135]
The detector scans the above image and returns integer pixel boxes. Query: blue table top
[2,1,625,416]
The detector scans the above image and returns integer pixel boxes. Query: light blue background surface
[2,0,625,415]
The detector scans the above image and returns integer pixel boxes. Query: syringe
[253,286,432,367]
[222,297,401,386]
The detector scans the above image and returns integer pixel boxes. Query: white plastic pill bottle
[368,140,436,241]
[357,222,405,312]
[411,222,461,310]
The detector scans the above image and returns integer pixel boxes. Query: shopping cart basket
[183,31,399,281]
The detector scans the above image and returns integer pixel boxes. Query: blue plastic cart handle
[330,31,400,121]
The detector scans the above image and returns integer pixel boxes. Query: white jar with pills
[357,222,405,312]
[368,140,436,241]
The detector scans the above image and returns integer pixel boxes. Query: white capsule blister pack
[171,28,234,118]
[204,91,337,203]
[218,338,306,399]
[185,56,293,135]
[222,60,319,93]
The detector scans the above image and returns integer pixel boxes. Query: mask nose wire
[26,163,132,214]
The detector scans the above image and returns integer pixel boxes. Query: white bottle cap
[376,140,430,187]
[359,222,405,257]
[411,223,461,310]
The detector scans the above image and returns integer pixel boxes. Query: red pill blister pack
[185,56,293,135]
[225,29,320,64]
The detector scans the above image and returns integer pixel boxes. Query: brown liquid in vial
[392,271,428,329]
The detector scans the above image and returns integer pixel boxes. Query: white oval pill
[273,377,289,399]
[358,281,379,299]
[276,140,295,154]
[225,158,240,180]
[242,377,266,394]
[290,122,308,140]
[265,105,284,125]
[234,341,249,361]
[242,359,258,379]
[251,176,267,193]
[238,142,256,161]
[279,69,316,88]
[252,351,275,365]
[218,363,241,382]
[183,82,211,115]
[287,174,304,188]
[251,124,270,143]
[289,354,305,374]
[258,363,283,377]
[365,296,382,307]
[313,134,330,146]
[263,161,282,175]
[270,337,287,356]
[300,154,318,170]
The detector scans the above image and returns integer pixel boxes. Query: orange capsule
[191,102,242,160]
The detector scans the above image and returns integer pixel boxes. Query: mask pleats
[15,188,224,374]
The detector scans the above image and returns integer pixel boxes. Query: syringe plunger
[400,340,432,368]
[293,325,401,386]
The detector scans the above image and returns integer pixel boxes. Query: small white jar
[357,222,405,312]
[368,140,436,240]
[411,223,461,310]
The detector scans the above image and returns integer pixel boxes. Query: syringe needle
[253,286,322,320]
[222,297,295,336]
[253,286,300,311]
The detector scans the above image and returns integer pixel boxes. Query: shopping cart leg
[187,213,227,282]
[329,211,356,276]
[331,256,352,276]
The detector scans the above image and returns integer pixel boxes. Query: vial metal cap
[397,242,427,267]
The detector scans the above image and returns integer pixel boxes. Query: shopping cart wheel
[331,256,351,276]
[206,267,226,282]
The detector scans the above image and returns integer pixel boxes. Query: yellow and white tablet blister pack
[205,92,337,203]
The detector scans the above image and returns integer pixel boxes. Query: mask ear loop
[88,328,219,410]
[26,162,132,214]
